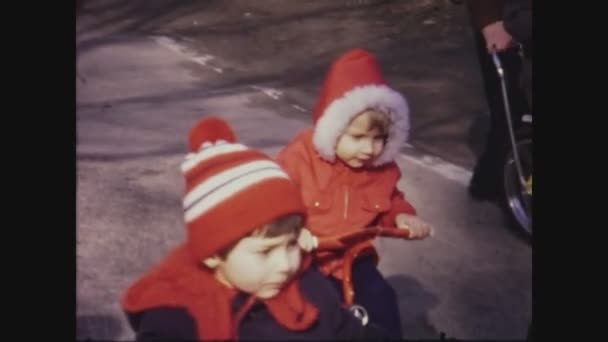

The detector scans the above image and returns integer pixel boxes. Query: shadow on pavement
[455,268,530,339]
[77,313,123,340]
[386,274,441,340]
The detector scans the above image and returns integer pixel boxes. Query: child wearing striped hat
[121,117,389,340]
[276,48,434,338]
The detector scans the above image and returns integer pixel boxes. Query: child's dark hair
[216,213,304,259]
[363,108,392,137]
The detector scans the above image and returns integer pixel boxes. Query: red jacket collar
[122,244,318,340]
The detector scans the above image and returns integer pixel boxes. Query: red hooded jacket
[276,49,417,280]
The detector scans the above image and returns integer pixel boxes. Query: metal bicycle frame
[491,51,528,189]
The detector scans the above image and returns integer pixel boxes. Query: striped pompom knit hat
[181,116,305,261]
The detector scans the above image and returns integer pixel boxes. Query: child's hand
[298,228,318,252]
[395,213,433,239]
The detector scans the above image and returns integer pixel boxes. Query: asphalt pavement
[76,2,531,340]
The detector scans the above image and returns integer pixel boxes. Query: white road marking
[249,85,283,100]
[292,104,307,113]
[153,36,224,74]
[398,153,472,186]
[153,35,474,185]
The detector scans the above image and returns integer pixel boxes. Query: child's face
[213,231,301,299]
[335,110,386,168]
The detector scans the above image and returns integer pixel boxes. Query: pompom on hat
[181,116,305,261]
[311,48,410,166]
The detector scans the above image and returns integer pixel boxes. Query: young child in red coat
[276,49,433,338]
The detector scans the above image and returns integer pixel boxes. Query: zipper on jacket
[344,186,349,219]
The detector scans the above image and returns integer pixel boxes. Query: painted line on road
[153,36,224,74]
[249,85,283,100]
[397,153,472,186]
[153,35,473,186]
[153,35,299,110]
[292,104,307,113]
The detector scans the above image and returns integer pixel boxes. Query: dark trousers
[470,31,530,194]
[329,256,402,338]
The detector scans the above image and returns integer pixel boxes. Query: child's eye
[370,135,386,143]
[351,134,365,139]
[258,248,273,256]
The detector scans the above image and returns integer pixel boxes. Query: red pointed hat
[181,116,305,261]
[311,48,410,166]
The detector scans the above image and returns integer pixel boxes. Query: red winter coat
[276,129,416,279]
[276,49,416,280]
[121,244,319,340]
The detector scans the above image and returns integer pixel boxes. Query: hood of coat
[311,49,410,167]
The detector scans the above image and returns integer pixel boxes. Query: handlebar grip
[316,239,346,251]
[376,227,411,239]
[315,227,411,251]
[491,52,504,77]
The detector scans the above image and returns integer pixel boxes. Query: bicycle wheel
[503,128,532,238]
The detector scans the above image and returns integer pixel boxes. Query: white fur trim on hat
[312,85,410,166]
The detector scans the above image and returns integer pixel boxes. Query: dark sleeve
[466,0,505,30]
[503,0,532,43]
[134,307,198,341]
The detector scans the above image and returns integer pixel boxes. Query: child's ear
[202,255,221,269]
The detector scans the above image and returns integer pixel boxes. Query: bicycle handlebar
[316,226,410,251]
[314,226,411,306]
